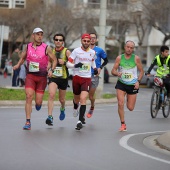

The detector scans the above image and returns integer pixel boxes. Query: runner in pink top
[13,27,57,130]
[66,33,98,130]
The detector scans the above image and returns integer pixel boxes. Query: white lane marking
[119,131,170,164]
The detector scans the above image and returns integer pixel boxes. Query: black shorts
[115,80,139,94]
[48,77,68,90]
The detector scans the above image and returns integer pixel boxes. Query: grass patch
[102,93,116,99]
[0,88,74,100]
[0,88,115,100]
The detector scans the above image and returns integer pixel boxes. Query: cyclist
[146,45,170,98]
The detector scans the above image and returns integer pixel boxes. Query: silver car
[140,66,157,88]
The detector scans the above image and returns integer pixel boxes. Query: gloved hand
[94,68,98,75]
[74,62,83,68]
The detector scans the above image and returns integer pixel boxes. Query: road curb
[0,98,117,107]
[156,131,170,151]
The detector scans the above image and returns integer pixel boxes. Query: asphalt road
[0,87,170,170]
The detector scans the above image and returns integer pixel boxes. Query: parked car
[140,66,157,88]
[104,67,109,83]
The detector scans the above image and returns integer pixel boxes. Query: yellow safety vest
[156,55,170,77]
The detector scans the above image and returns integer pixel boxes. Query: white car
[4,59,13,75]
[68,68,73,79]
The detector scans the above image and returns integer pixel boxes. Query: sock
[73,99,78,109]
[60,107,65,111]
[121,121,125,125]
[26,119,30,123]
[90,106,94,110]
[79,105,86,122]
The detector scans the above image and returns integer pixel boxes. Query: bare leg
[116,89,126,123]
[48,82,57,116]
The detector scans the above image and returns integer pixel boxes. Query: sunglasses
[83,40,90,43]
[54,39,63,42]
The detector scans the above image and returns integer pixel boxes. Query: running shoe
[59,108,65,121]
[35,104,42,111]
[23,122,31,130]
[73,103,79,117]
[82,117,86,124]
[46,116,53,126]
[119,124,127,132]
[75,121,83,130]
[86,108,94,118]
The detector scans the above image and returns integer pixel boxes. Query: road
[0,84,170,170]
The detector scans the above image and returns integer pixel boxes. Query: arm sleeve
[147,58,157,74]
[101,58,108,69]
[66,61,75,68]
[91,59,96,69]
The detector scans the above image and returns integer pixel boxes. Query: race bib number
[121,72,134,82]
[53,67,63,77]
[29,62,39,72]
[79,63,90,72]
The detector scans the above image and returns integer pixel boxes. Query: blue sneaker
[35,104,42,111]
[23,122,31,130]
[59,108,65,121]
[46,116,53,126]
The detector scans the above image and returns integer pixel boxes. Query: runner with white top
[66,33,98,130]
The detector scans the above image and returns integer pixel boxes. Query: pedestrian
[18,63,26,87]
[86,32,108,118]
[11,46,20,86]
[66,33,98,130]
[13,27,57,130]
[111,40,144,132]
[46,33,71,126]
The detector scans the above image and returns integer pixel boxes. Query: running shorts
[25,74,47,94]
[90,76,99,89]
[48,77,68,90]
[115,80,139,94]
[72,75,91,95]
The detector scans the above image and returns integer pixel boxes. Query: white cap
[33,27,43,34]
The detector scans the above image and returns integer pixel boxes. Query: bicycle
[150,76,170,118]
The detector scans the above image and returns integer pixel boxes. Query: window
[0,0,25,9]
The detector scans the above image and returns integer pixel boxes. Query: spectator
[11,46,20,86]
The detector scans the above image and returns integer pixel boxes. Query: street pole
[0,25,4,67]
[96,0,107,98]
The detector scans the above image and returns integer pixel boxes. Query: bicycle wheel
[150,88,160,118]
[162,93,170,118]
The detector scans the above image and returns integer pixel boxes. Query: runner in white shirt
[66,33,98,130]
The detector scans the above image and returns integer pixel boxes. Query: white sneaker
[73,103,79,117]
[73,108,79,117]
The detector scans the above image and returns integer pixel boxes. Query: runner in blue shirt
[86,33,108,118]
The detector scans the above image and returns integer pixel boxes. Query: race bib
[53,67,63,77]
[29,62,39,72]
[121,72,134,82]
[79,63,90,72]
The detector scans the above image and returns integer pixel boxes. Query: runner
[13,27,57,130]
[46,33,71,126]
[86,32,108,118]
[111,40,144,132]
[66,33,98,130]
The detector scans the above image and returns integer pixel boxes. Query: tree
[142,0,170,45]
